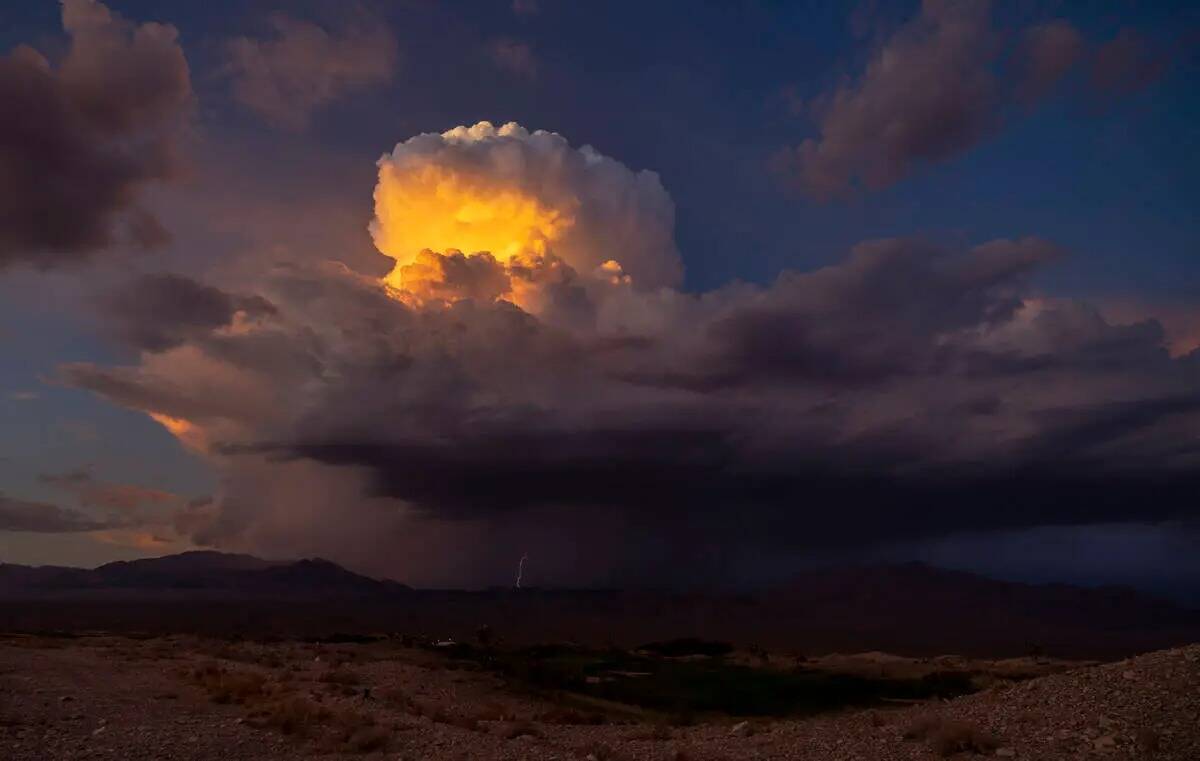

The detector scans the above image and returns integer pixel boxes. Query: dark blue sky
[0,0,1197,595]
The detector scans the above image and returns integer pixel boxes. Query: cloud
[40,469,182,515]
[372,121,683,289]
[224,12,398,131]
[0,494,107,533]
[0,0,192,269]
[99,273,276,352]
[776,4,1177,199]
[488,39,538,79]
[1089,29,1167,98]
[60,122,1200,586]
[1017,20,1084,103]
[776,0,999,199]
[512,0,539,16]
[19,468,201,547]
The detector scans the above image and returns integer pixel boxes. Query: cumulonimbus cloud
[61,122,1200,586]
[0,0,192,269]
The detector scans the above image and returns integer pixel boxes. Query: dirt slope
[0,636,1195,760]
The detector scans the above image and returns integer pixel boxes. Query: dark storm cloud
[0,0,192,269]
[0,494,107,533]
[63,236,1200,563]
[694,237,1061,387]
[100,274,275,352]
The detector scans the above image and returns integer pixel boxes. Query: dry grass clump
[344,725,390,753]
[245,696,392,753]
[1135,727,1160,752]
[903,715,998,756]
[502,719,542,739]
[629,721,672,741]
[318,667,361,686]
[246,696,331,736]
[574,742,628,760]
[377,687,485,731]
[473,701,517,722]
[187,662,275,705]
[424,705,483,732]
[537,707,605,725]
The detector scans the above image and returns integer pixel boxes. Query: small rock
[1093,734,1116,750]
[91,727,106,737]
[996,749,1016,758]
[730,720,752,737]
[1122,669,1136,680]
[58,695,73,703]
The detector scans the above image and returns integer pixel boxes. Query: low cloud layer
[59,123,1200,586]
[0,0,192,269]
[0,470,197,551]
[224,12,397,130]
[0,494,107,533]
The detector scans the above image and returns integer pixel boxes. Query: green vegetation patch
[433,643,976,718]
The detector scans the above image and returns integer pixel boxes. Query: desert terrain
[1,631,1196,760]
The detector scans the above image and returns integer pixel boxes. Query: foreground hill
[1,553,1197,657]
[0,633,1195,760]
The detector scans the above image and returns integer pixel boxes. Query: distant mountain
[0,551,410,599]
[756,562,1200,654]
[0,554,1195,658]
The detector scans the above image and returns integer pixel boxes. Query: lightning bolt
[515,552,528,589]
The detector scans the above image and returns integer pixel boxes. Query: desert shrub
[378,686,415,710]
[1135,727,1160,752]
[927,720,998,757]
[247,696,331,736]
[446,714,483,732]
[473,702,513,722]
[346,725,390,753]
[187,663,273,705]
[630,721,672,740]
[318,667,361,686]
[638,639,734,658]
[902,714,940,740]
[575,742,627,760]
[537,707,604,725]
[503,719,542,739]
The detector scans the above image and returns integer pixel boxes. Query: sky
[0,0,1197,598]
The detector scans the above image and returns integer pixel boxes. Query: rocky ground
[0,634,1195,760]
